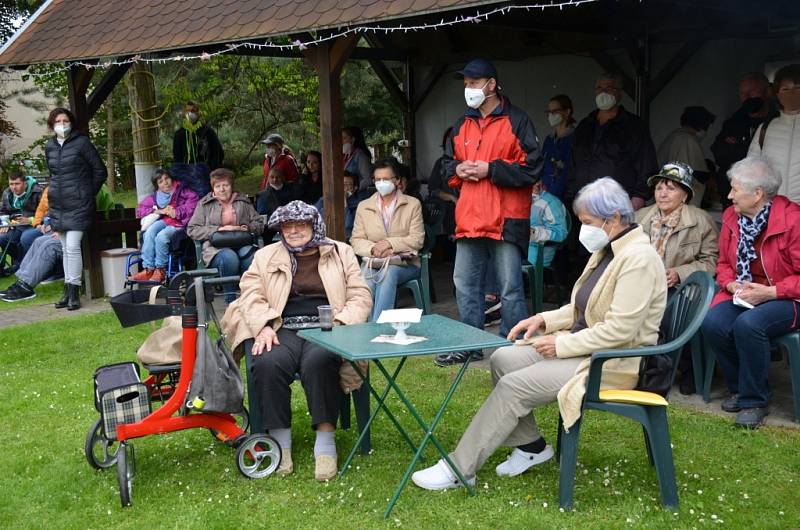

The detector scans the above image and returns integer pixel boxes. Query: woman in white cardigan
[412,177,667,490]
[748,64,800,203]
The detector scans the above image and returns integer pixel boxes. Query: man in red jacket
[260,133,299,190]
[435,59,543,366]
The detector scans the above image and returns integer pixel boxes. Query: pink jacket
[713,195,800,306]
[136,181,199,229]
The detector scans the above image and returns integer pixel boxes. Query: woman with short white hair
[413,177,667,490]
[702,155,800,429]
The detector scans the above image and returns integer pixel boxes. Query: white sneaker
[411,459,475,490]
[495,446,554,477]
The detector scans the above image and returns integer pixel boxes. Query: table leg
[373,357,476,518]
[339,357,418,477]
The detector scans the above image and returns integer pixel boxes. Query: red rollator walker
[84,269,281,507]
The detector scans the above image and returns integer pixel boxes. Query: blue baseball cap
[457,59,498,80]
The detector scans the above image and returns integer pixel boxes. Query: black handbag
[209,230,256,249]
[635,354,674,397]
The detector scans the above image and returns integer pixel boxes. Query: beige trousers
[449,345,585,478]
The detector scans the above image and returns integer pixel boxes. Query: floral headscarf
[267,200,333,274]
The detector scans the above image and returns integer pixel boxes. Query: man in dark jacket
[710,72,778,208]
[0,171,44,267]
[567,73,657,210]
[172,101,224,169]
[435,59,542,366]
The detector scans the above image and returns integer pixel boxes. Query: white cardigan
[748,112,800,203]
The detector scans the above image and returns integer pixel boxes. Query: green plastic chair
[557,271,715,510]
[701,330,800,423]
[397,253,432,314]
[242,338,372,454]
[521,213,572,315]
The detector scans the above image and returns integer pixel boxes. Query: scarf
[267,200,333,275]
[182,117,203,164]
[10,176,36,211]
[736,201,772,282]
[156,190,174,209]
[649,205,683,261]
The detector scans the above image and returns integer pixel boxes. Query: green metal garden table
[299,314,511,518]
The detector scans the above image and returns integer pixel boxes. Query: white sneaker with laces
[495,446,554,477]
[412,459,475,490]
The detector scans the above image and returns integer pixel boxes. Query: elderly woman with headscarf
[701,156,800,429]
[221,200,372,481]
[412,177,667,491]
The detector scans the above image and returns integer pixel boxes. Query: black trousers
[251,327,342,430]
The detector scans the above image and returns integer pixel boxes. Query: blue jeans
[362,263,420,321]
[0,225,37,263]
[701,299,799,408]
[16,233,61,288]
[210,246,256,303]
[453,238,527,337]
[140,220,179,269]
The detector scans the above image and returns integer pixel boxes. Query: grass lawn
[1,311,799,529]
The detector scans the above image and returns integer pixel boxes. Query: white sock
[269,427,291,449]
[314,430,336,457]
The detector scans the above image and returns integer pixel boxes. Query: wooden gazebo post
[305,35,358,241]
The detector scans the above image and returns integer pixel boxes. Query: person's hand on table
[532,335,557,359]
[737,281,777,306]
[252,326,280,355]
[508,314,545,340]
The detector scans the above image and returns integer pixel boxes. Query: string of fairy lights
[0,0,600,79]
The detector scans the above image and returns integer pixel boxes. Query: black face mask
[741,97,765,114]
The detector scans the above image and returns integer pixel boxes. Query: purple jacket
[136,180,199,229]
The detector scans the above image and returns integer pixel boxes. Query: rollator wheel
[209,407,250,443]
[84,418,119,469]
[236,434,281,479]
[116,442,135,507]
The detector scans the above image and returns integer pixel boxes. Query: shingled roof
[0,0,502,67]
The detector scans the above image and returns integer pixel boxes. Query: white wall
[415,37,796,178]
[0,73,54,159]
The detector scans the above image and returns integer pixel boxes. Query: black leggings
[251,327,342,430]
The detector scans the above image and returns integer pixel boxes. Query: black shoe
[484,298,501,314]
[721,394,741,413]
[735,407,769,429]
[484,309,501,328]
[54,283,69,309]
[1,281,35,302]
[434,350,484,367]
[66,283,81,311]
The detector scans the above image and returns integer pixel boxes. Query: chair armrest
[584,344,674,402]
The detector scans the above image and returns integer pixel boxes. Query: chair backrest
[659,271,716,380]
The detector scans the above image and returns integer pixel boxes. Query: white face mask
[375,180,396,197]
[186,112,199,123]
[695,129,706,140]
[578,221,609,253]
[464,80,490,109]
[342,142,353,155]
[269,182,283,191]
[595,92,617,111]
[265,147,277,158]
[547,112,563,127]
[54,124,71,137]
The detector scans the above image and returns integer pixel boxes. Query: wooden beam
[368,58,408,109]
[87,62,132,119]
[67,63,93,134]
[647,38,706,103]
[412,63,447,112]
[304,35,358,241]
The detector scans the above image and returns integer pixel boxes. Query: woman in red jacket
[701,156,800,428]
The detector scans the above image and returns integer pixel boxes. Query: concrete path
[0,296,109,329]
